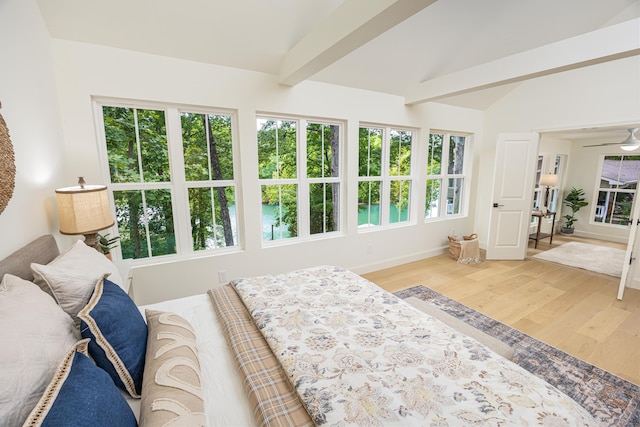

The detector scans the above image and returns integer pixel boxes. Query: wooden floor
[363,234,640,386]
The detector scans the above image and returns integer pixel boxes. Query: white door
[618,193,640,299]
[486,133,540,260]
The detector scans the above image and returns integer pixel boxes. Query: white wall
[49,40,484,304]
[475,55,640,244]
[0,0,68,259]
[6,1,636,303]
[561,139,638,243]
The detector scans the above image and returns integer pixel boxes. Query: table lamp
[56,177,114,251]
[539,173,559,209]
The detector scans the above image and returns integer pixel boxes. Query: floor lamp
[539,173,559,212]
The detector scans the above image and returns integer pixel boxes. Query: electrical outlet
[451,228,456,237]
[367,244,373,254]
[218,270,228,283]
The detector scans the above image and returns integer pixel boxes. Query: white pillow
[0,274,79,427]
[31,240,124,325]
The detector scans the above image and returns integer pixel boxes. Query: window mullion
[166,108,191,254]
[131,109,145,184]
[409,129,418,222]
[320,124,327,233]
[380,127,391,225]
[298,119,309,238]
[139,190,153,256]
[205,115,213,181]
[439,133,449,217]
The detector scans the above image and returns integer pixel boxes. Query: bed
[1,235,599,426]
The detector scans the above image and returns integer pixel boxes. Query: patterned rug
[394,285,640,427]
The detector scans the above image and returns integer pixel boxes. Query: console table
[530,211,556,248]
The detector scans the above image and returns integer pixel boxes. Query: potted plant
[561,187,588,234]
[98,233,120,259]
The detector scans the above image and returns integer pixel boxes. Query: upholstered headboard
[0,235,59,281]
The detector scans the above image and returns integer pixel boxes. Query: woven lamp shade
[56,185,114,235]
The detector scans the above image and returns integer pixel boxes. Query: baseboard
[565,230,628,244]
[351,246,448,275]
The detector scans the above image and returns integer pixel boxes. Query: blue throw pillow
[23,339,137,427]
[78,277,147,398]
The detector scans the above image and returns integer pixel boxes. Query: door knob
[492,203,504,208]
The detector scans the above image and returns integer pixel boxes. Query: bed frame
[0,235,59,281]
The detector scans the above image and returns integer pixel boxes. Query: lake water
[262,204,291,240]
[262,203,408,239]
[358,204,408,226]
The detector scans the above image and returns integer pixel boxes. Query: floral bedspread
[232,265,598,426]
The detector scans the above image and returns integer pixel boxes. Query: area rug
[394,285,640,427]
[532,241,625,277]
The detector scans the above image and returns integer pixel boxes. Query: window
[532,154,564,212]
[593,155,640,225]
[358,126,414,228]
[181,112,238,250]
[425,131,467,219]
[548,155,565,213]
[98,101,239,260]
[257,116,341,242]
[532,155,544,212]
[358,127,382,227]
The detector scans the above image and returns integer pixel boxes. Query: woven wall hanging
[0,101,16,215]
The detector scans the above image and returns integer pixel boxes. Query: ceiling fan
[584,128,640,151]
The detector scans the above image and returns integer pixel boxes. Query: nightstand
[530,211,556,248]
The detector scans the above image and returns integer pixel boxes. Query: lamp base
[544,186,550,209]
[83,233,102,252]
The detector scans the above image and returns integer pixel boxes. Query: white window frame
[425,130,470,220]
[531,154,564,230]
[257,114,344,246]
[93,97,241,263]
[533,155,565,210]
[591,154,640,227]
[358,124,417,231]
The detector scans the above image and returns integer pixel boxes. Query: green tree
[358,127,382,224]
[307,123,339,234]
[258,119,298,238]
[257,120,340,238]
[426,133,443,216]
[103,106,175,259]
[389,130,412,222]
[181,113,235,249]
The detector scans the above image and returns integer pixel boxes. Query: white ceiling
[35,0,640,137]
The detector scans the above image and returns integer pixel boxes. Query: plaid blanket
[208,285,313,427]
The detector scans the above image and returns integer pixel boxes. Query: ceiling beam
[278,0,437,87]
[404,18,640,106]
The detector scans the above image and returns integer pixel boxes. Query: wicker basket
[447,233,478,260]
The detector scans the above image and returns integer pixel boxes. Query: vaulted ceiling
[36,0,639,126]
